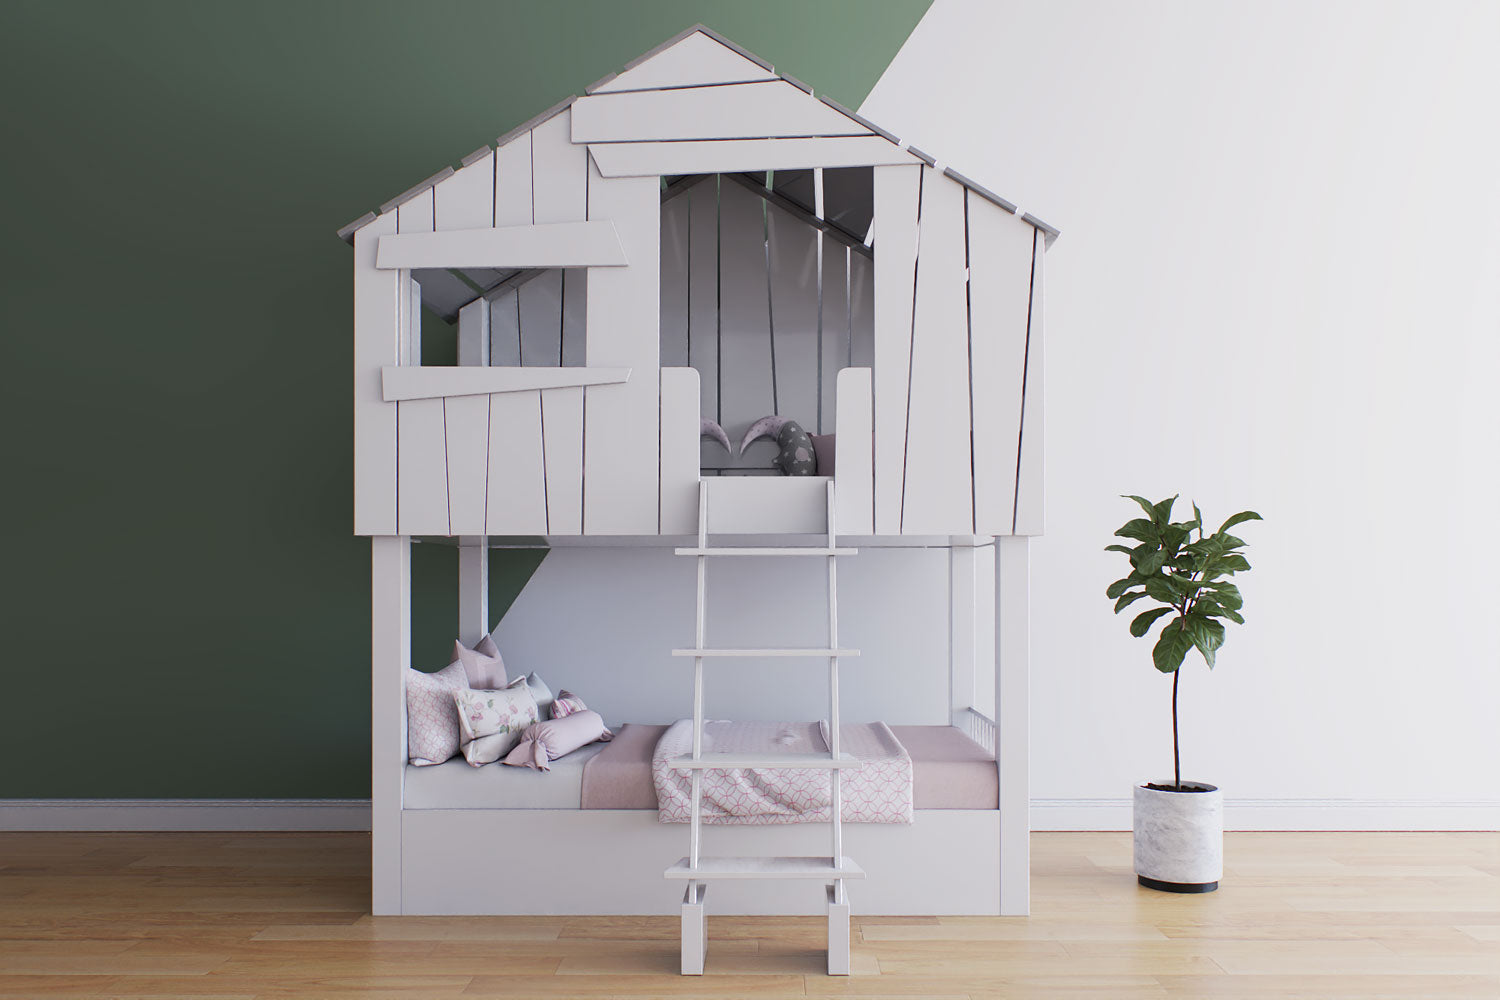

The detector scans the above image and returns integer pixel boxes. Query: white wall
[864,0,1500,829]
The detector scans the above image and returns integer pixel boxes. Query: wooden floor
[0,831,1494,998]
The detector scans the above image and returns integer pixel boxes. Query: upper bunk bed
[340,25,1054,546]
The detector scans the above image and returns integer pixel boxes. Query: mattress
[403,724,996,811]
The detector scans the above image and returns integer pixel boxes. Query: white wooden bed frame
[345,24,1053,932]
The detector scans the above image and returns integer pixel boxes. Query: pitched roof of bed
[337,24,1059,248]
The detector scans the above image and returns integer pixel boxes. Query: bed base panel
[399,807,999,915]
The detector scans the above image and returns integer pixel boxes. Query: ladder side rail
[826,481,844,899]
[690,481,709,869]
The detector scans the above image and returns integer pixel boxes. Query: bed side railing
[952,706,997,757]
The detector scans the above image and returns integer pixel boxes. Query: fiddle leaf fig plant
[1106,496,1261,790]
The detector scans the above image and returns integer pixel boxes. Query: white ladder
[665,479,862,976]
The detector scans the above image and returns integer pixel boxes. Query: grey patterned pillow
[774,421,818,476]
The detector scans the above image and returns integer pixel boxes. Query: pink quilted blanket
[653,720,914,825]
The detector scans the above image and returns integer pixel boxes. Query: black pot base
[1138,875,1218,894]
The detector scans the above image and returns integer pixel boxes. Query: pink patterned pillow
[405,660,469,766]
[551,690,588,719]
[452,634,506,689]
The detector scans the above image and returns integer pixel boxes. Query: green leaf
[1104,544,1135,555]
[1105,578,1136,600]
[1114,591,1149,613]
[1123,495,1158,520]
[1130,606,1174,637]
[1152,621,1194,672]
[1218,510,1263,534]
[1151,495,1178,525]
[1134,547,1168,575]
[1144,577,1179,604]
[1115,518,1159,543]
[1213,553,1251,574]
[1206,581,1243,609]
[1192,502,1204,533]
[1161,525,1188,551]
[1184,615,1226,667]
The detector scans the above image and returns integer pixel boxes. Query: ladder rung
[672,648,858,658]
[664,856,865,880]
[667,752,862,770]
[675,547,858,557]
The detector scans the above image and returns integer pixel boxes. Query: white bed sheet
[403,741,609,810]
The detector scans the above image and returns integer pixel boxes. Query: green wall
[0,0,930,798]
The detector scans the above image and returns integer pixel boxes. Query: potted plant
[1106,495,1260,893]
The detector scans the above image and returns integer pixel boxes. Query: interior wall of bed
[486,543,993,725]
[658,172,875,475]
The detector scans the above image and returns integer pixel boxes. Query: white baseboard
[4,798,1495,833]
[0,799,372,832]
[1033,798,1500,832]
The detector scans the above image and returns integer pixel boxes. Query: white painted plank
[596,30,776,93]
[589,135,914,178]
[494,129,532,226]
[583,164,660,534]
[484,390,548,535]
[457,541,488,648]
[541,386,584,535]
[456,298,489,367]
[433,151,494,231]
[447,303,491,535]
[519,269,564,366]
[767,199,821,432]
[872,164,922,535]
[849,248,875,369]
[673,547,857,557]
[489,289,522,367]
[997,536,1030,915]
[573,80,870,143]
[834,367,874,535]
[396,187,434,236]
[704,476,829,535]
[680,882,705,976]
[382,365,630,401]
[967,195,1035,535]
[717,179,775,462]
[660,193,691,368]
[688,178,719,421]
[818,238,849,434]
[397,395,449,535]
[370,536,409,914]
[659,367,700,535]
[376,222,626,270]
[1014,234,1044,535]
[901,168,973,535]
[664,856,865,879]
[353,213,399,535]
[827,885,851,976]
[949,546,977,716]
[530,109,588,224]
[562,268,587,367]
[668,753,859,770]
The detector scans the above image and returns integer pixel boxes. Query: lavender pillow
[503,710,613,771]
[452,634,507,689]
[551,690,588,719]
[810,433,836,477]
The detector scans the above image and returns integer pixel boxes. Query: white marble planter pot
[1133,781,1223,892]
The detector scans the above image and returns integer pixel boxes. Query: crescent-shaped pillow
[774,421,818,476]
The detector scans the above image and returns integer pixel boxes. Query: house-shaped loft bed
[340,25,1053,958]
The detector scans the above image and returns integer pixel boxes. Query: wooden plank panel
[717,179,774,461]
[872,164,922,535]
[519,269,564,366]
[967,197,1035,535]
[766,199,820,432]
[456,296,489,367]
[818,237,849,434]
[376,222,626,270]
[688,178,719,422]
[659,367,701,535]
[353,213,399,535]
[594,29,776,93]
[494,129,532,226]
[660,193,691,368]
[383,366,629,401]
[572,80,870,143]
[901,168,973,535]
[704,477,828,534]
[562,268,587,367]
[530,109,588,224]
[397,394,449,535]
[484,391,548,535]
[996,535,1031,914]
[850,247,874,368]
[370,535,409,914]
[588,135,914,178]
[447,303,491,535]
[834,367,873,535]
[433,151,494,231]
[1014,232,1044,536]
[583,163,660,534]
[540,387,584,535]
[488,288,522,366]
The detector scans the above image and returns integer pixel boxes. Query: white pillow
[453,678,540,766]
[517,672,554,719]
[406,660,470,766]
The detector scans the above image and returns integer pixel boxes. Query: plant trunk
[1171,668,1181,791]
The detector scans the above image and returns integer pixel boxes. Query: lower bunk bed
[398,718,1002,915]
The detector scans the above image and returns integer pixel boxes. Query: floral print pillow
[452,679,540,766]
